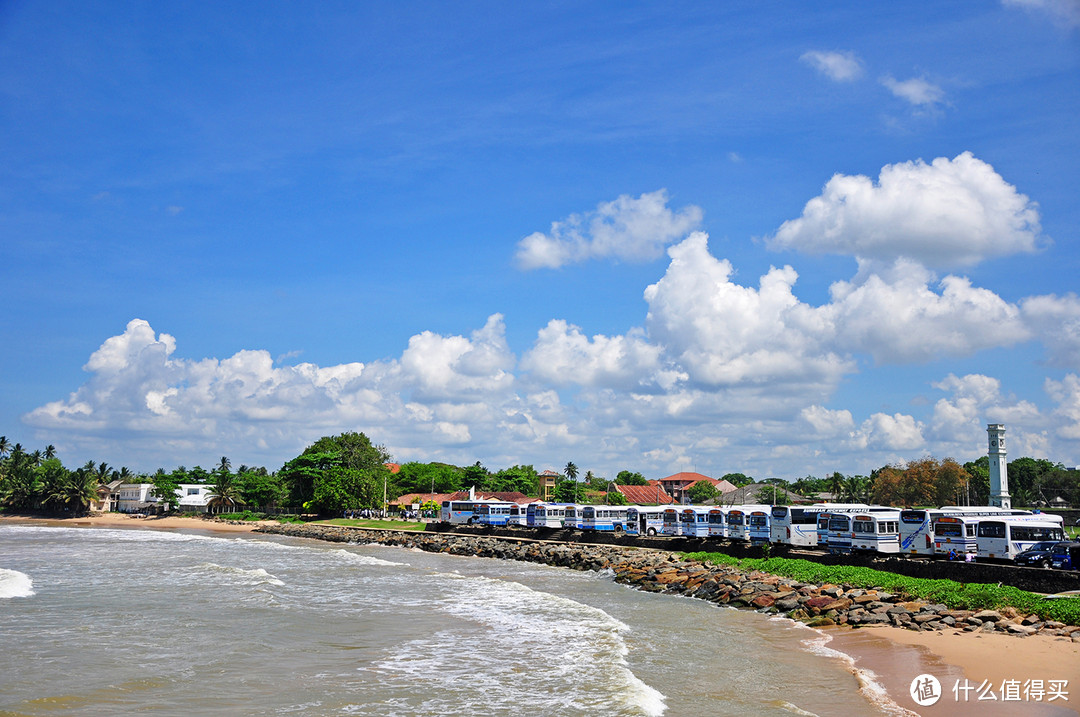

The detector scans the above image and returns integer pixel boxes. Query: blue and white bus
[562,504,586,530]
[931,515,980,557]
[769,504,869,547]
[472,501,517,526]
[900,507,1031,557]
[581,505,629,532]
[679,506,711,537]
[726,508,749,541]
[819,506,895,553]
[527,503,566,528]
[661,507,682,536]
[850,511,901,554]
[440,499,501,525]
[626,506,666,536]
[746,507,772,545]
[976,514,1065,562]
[506,503,529,527]
[707,508,729,538]
[726,504,770,542]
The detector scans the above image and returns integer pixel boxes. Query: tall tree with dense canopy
[615,470,648,486]
[280,432,392,514]
[687,480,720,504]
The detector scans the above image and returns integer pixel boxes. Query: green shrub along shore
[684,551,1080,625]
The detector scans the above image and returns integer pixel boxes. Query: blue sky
[2,1,1079,480]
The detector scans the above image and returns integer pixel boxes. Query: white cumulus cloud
[767,152,1044,270]
[514,189,702,270]
[644,232,853,391]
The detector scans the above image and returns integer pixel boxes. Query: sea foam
[189,562,286,586]
[373,571,667,716]
[800,629,918,717]
[0,568,35,598]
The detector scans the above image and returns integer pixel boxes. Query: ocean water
[0,525,905,716]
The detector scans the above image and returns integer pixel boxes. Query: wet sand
[829,626,1080,715]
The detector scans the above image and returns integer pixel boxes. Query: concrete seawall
[255,522,1080,638]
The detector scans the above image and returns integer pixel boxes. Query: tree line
[3,431,1078,516]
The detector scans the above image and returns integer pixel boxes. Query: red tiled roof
[615,484,674,505]
[385,463,401,474]
[658,471,715,486]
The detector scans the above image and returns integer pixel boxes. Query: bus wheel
[467,517,476,525]
[646,527,657,536]
[614,525,623,533]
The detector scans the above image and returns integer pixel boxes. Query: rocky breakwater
[255,523,1080,641]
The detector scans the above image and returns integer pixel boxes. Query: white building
[114,483,215,513]
[116,483,157,513]
[176,484,214,513]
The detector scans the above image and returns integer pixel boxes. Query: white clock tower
[987,423,1010,509]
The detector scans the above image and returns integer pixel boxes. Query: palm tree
[0,436,10,459]
[43,444,56,460]
[828,471,845,500]
[564,462,578,481]
[218,456,232,475]
[95,462,112,484]
[47,470,99,516]
[207,473,242,514]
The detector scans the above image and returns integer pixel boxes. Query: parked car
[1050,541,1080,570]
[1014,541,1064,568]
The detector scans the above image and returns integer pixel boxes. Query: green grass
[683,551,1080,626]
[1065,525,1080,540]
[216,510,269,521]
[318,518,428,531]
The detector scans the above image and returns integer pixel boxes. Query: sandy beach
[0,511,267,534]
[5,513,1079,715]
[829,625,1080,715]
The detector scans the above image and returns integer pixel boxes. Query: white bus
[679,506,712,537]
[661,507,682,536]
[707,508,729,538]
[441,499,503,525]
[976,514,1066,561]
[726,504,770,543]
[527,503,566,528]
[770,504,870,547]
[581,505,630,532]
[472,501,517,526]
[746,507,772,545]
[506,503,530,527]
[899,507,1031,557]
[819,506,896,553]
[850,511,901,554]
[931,515,980,557]
[562,504,586,530]
[725,507,750,542]
[626,506,666,536]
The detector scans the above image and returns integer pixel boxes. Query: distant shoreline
[0,511,267,534]
[5,512,1080,714]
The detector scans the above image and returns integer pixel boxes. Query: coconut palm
[564,462,578,481]
[207,473,242,514]
[47,469,99,516]
[43,444,56,460]
[0,436,10,459]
